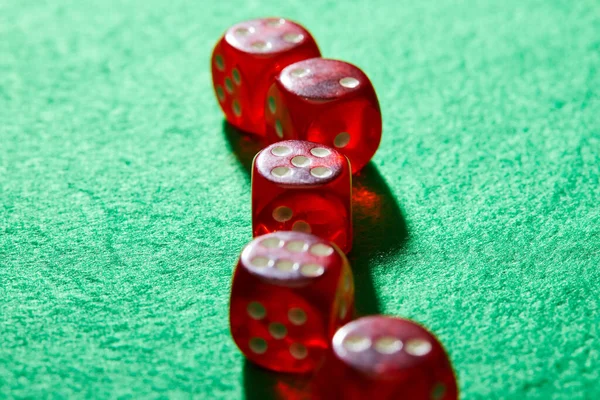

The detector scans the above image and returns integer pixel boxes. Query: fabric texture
[1,0,598,398]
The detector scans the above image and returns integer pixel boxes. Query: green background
[1,0,599,398]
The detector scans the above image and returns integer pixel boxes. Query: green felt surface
[1,0,599,398]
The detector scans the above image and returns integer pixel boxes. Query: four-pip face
[211,18,321,135]
[252,140,353,253]
[225,18,312,55]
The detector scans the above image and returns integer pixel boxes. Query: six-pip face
[230,231,354,373]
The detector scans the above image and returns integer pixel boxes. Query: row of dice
[212,18,458,399]
[211,17,382,173]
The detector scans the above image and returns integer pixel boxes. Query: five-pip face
[252,140,352,253]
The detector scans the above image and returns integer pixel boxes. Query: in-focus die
[313,316,458,400]
[265,58,382,173]
[252,140,352,253]
[211,18,321,135]
[229,231,355,373]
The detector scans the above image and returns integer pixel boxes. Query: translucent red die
[265,58,382,173]
[252,140,352,253]
[211,18,321,135]
[229,231,355,373]
[313,316,458,399]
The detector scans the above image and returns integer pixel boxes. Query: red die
[313,316,458,400]
[229,231,355,373]
[265,58,382,173]
[211,18,321,135]
[252,140,352,253]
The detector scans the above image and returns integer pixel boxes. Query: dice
[211,18,321,135]
[252,140,352,253]
[229,231,355,373]
[264,58,382,173]
[313,316,458,400]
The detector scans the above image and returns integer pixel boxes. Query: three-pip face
[265,58,382,173]
[252,140,352,253]
[313,316,459,400]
